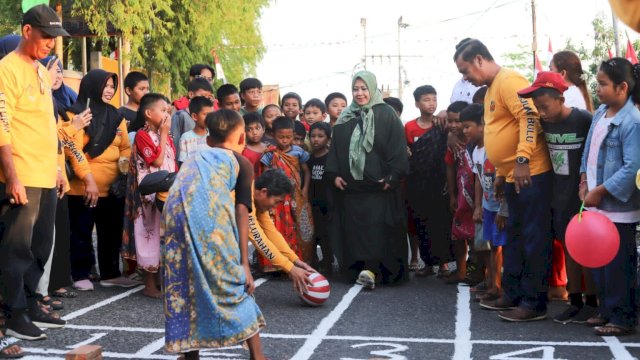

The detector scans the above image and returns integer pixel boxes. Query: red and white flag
[625,39,638,65]
[212,51,227,84]
[534,52,544,77]
[608,48,614,59]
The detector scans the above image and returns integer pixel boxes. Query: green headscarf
[335,70,385,180]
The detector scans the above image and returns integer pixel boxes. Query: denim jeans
[503,171,553,311]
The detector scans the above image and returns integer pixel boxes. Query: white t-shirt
[586,115,640,223]
[563,85,587,111]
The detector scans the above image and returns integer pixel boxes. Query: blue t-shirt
[472,146,500,212]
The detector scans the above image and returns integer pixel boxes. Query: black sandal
[52,287,78,298]
[594,323,635,336]
[39,296,63,311]
[0,336,24,359]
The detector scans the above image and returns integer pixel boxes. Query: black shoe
[5,313,46,340]
[553,305,580,324]
[572,305,598,324]
[28,307,65,329]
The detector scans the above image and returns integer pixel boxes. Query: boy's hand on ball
[289,267,310,296]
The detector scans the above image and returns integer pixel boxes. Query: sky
[255,0,636,121]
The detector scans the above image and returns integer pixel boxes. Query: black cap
[22,5,70,37]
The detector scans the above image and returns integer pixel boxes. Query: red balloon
[565,211,620,268]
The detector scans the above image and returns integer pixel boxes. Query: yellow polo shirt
[484,68,551,182]
[0,52,58,188]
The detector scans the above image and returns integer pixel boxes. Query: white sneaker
[356,270,375,290]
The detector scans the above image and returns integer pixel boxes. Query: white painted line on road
[66,332,108,349]
[134,336,166,356]
[602,336,635,360]
[289,284,363,360]
[254,277,268,288]
[62,285,144,321]
[453,284,472,360]
[66,324,165,333]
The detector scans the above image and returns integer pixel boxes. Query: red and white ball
[299,273,330,306]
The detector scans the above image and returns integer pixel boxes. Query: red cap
[517,71,568,98]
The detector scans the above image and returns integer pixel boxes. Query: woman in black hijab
[66,69,140,291]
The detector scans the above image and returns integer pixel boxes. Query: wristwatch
[516,156,529,165]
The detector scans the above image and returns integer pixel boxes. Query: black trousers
[48,195,72,292]
[0,185,57,315]
[68,195,124,281]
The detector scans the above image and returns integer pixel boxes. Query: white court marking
[452,284,472,360]
[66,332,108,349]
[289,284,363,360]
[61,285,144,321]
[602,336,635,360]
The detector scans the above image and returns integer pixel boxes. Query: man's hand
[495,214,507,231]
[447,132,465,154]
[56,169,66,199]
[6,177,27,205]
[513,163,532,194]
[289,266,313,296]
[494,176,505,201]
[244,263,255,295]
[334,177,347,191]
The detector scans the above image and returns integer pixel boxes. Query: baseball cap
[517,71,568,98]
[22,4,70,37]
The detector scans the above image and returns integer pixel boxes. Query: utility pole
[612,8,620,56]
[361,18,367,70]
[397,16,408,99]
[531,0,537,75]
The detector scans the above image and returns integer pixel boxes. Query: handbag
[109,174,128,199]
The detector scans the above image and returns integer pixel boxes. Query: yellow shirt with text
[484,68,551,182]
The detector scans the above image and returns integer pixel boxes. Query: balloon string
[579,201,585,222]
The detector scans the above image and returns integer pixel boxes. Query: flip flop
[594,323,635,336]
[0,336,24,359]
[52,288,78,298]
[39,296,63,311]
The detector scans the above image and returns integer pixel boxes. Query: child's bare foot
[143,287,162,299]
[0,333,24,358]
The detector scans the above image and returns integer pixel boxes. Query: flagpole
[612,7,620,56]
[531,0,538,75]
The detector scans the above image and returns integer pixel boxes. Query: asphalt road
[13,272,640,360]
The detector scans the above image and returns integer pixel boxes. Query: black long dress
[325,104,409,285]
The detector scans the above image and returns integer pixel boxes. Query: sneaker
[28,307,65,329]
[5,313,46,340]
[572,305,598,324]
[498,307,547,322]
[100,276,142,288]
[553,305,580,324]
[356,270,375,290]
[73,279,94,291]
[480,296,517,311]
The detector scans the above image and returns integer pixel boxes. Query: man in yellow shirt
[454,38,553,322]
[250,169,315,296]
[0,5,69,341]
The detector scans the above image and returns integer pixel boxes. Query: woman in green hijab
[325,71,409,289]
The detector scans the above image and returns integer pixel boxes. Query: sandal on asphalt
[38,296,63,311]
[594,323,635,336]
[0,336,23,359]
[52,288,78,298]
[586,314,608,327]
